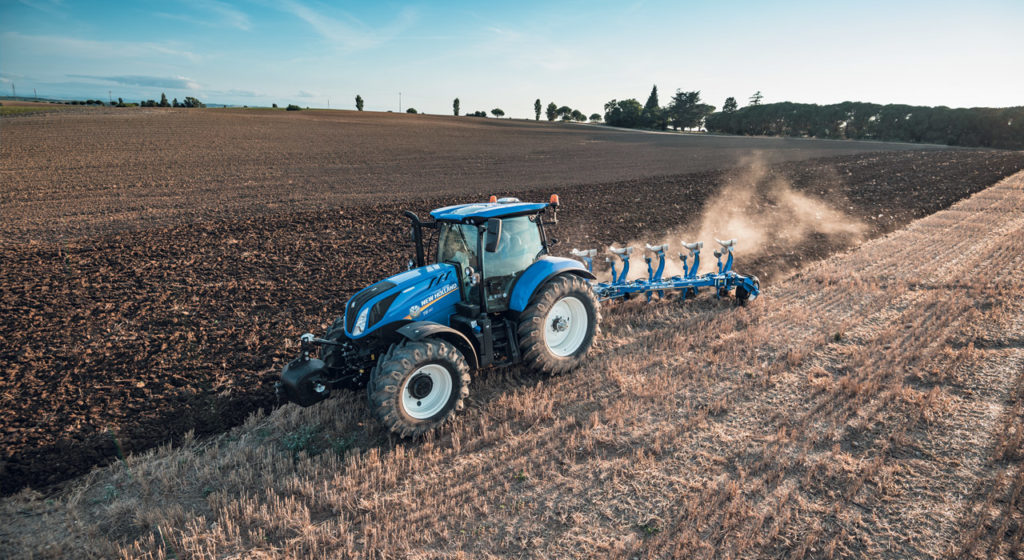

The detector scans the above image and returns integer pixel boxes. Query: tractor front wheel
[368,339,471,437]
[518,274,601,375]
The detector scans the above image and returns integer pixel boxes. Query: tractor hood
[343,263,461,339]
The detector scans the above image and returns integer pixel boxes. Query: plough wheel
[368,339,471,437]
[518,274,601,375]
[735,276,760,306]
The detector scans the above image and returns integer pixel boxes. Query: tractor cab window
[482,215,543,312]
[437,222,479,297]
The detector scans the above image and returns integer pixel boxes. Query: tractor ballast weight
[277,195,759,437]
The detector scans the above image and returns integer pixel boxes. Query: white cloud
[67,74,201,90]
[473,26,586,73]
[157,1,251,31]
[279,1,417,51]
[224,88,261,97]
[205,0,251,31]
[17,0,66,18]
[1,32,201,63]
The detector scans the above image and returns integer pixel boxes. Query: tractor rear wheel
[518,274,601,375]
[368,339,471,437]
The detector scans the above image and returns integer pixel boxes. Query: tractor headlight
[352,307,369,335]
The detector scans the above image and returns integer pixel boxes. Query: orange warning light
[489,195,497,203]
[550,194,560,206]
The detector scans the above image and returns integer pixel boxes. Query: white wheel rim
[544,296,588,357]
[400,364,453,419]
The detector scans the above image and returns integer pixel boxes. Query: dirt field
[2,167,1021,559]
[2,108,1024,500]
[1,106,950,244]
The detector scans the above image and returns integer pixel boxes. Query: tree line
[603,86,716,131]
[138,93,205,108]
[598,85,1022,149]
[53,93,205,108]
[705,101,1023,149]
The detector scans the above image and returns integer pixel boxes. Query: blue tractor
[277,196,601,437]
[277,195,760,436]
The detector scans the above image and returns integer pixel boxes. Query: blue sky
[1,0,1021,117]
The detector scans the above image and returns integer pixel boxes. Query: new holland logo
[408,283,458,318]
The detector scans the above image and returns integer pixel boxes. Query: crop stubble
[2,168,1023,559]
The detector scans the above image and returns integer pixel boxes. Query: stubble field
[2,107,1024,558]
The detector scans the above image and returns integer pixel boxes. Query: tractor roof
[430,200,548,222]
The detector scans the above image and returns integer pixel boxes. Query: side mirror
[484,218,502,253]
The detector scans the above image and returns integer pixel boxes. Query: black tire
[368,339,471,437]
[735,276,760,306]
[517,274,601,375]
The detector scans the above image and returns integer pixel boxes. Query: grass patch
[0,106,61,116]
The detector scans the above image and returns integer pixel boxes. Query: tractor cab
[429,197,549,312]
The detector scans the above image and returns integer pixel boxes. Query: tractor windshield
[481,215,543,311]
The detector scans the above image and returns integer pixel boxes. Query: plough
[570,239,759,303]
[277,194,761,437]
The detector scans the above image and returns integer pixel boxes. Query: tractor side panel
[389,279,461,326]
[346,264,460,339]
[508,257,595,312]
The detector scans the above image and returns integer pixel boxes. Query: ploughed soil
[1,107,1023,495]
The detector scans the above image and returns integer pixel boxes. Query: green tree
[723,97,738,113]
[570,109,585,122]
[749,91,763,106]
[557,105,572,121]
[453,97,460,116]
[172,98,179,107]
[355,95,364,111]
[667,90,714,130]
[640,85,666,129]
[603,99,643,128]
[406,108,417,114]
[546,102,558,121]
[643,85,659,112]
[272,103,278,108]
[534,98,541,120]
[589,113,602,122]
[491,108,505,118]
[159,92,170,107]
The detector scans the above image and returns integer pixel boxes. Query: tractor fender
[509,256,596,313]
[396,321,479,369]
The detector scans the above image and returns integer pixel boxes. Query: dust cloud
[594,154,866,280]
